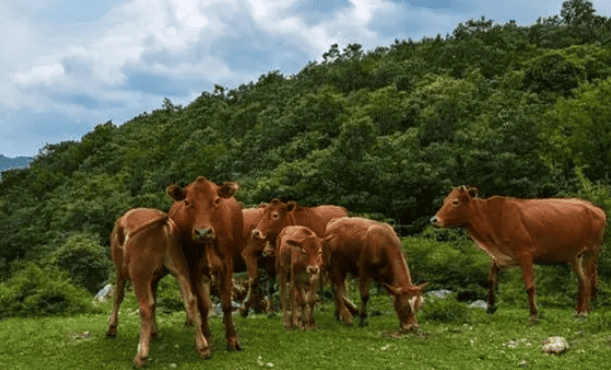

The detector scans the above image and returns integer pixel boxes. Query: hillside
[0,0,610,292]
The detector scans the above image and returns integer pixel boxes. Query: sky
[1,0,610,158]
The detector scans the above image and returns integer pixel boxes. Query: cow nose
[307,266,320,275]
[252,229,265,240]
[430,216,437,224]
[193,227,215,241]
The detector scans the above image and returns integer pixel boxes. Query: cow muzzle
[192,227,215,242]
[306,265,320,275]
[251,229,266,240]
[430,216,442,228]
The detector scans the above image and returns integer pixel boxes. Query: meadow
[3,281,611,370]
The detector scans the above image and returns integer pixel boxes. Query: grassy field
[2,289,611,370]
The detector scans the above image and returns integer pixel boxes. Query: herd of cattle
[105,177,607,367]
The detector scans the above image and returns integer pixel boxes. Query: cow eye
[451,198,460,206]
[271,212,280,220]
[184,200,191,207]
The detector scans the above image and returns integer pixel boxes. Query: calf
[106,208,209,368]
[276,226,324,330]
[325,217,426,332]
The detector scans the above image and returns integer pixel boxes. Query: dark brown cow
[106,208,209,368]
[324,217,426,333]
[276,226,323,330]
[430,186,607,323]
[167,176,244,351]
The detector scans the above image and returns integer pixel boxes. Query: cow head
[430,186,479,229]
[384,282,427,332]
[251,199,298,243]
[285,234,323,276]
[167,177,239,244]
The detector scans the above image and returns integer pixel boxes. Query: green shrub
[403,234,489,297]
[155,276,184,314]
[420,295,472,324]
[0,263,93,319]
[48,232,112,294]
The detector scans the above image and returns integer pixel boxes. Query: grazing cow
[167,177,244,351]
[250,199,358,315]
[430,186,606,323]
[276,226,323,330]
[324,217,427,332]
[106,208,209,368]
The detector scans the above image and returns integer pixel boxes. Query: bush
[0,263,93,319]
[420,294,472,324]
[155,276,184,314]
[403,234,489,297]
[48,232,112,294]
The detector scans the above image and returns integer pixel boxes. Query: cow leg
[293,285,307,329]
[584,251,600,303]
[219,262,241,351]
[164,257,212,359]
[570,255,590,316]
[305,277,319,329]
[487,259,500,315]
[518,258,538,324]
[106,272,125,337]
[358,276,370,327]
[279,267,292,329]
[240,245,262,317]
[192,268,213,345]
[150,279,160,341]
[132,278,154,369]
[330,269,352,325]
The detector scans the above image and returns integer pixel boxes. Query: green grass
[2,290,611,370]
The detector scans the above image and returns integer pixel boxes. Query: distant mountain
[0,155,34,173]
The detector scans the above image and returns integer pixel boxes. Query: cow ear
[219,181,239,198]
[323,234,334,244]
[382,283,402,296]
[286,201,298,212]
[467,185,479,198]
[166,184,185,201]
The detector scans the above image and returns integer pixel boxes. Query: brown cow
[167,176,244,351]
[276,225,323,330]
[249,199,358,315]
[430,186,606,324]
[239,204,276,316]
[324,217,426,333]
[106,208,209,368]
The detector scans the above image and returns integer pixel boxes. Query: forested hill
[1,0,611,278]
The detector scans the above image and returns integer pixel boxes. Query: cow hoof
[133,355,148,369]
[226,339,242,351]
[486,306,497,315]
[197,346,213,360]
[105,331,117,338]
[239,307,249,318]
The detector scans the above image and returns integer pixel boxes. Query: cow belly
[473,240,517,268]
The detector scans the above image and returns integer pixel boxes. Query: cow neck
[463,197,497,248]
[390,251,414,288]
[287,208,298,226]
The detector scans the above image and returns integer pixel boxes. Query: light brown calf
[276,226,323,330]
[106,208,209,368]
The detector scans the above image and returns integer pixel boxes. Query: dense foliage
[1,0,610,314]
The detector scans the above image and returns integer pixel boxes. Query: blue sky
[1,0,610,158]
